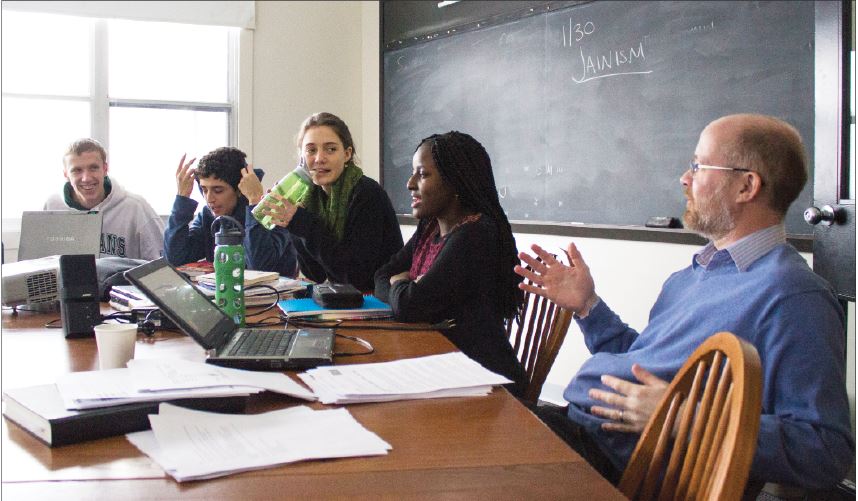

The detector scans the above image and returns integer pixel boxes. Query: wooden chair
[618,332,762,501]
[507,266,573,405]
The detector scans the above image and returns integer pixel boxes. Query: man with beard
[515,114,852,492]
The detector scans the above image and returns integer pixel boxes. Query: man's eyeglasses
[689,162,752,175]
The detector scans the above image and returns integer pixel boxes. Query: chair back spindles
[619,332,762,501]
[508,261,572,406]
[658,360,708,501]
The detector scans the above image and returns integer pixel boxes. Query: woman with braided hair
[374,131,527,395]
[258,112,403,291]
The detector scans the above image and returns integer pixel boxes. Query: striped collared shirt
[694,224,787,271]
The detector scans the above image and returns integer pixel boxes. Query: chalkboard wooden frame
[380,1,829,243]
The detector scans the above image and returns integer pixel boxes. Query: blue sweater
[565,244,853,489]
[163,169,298,277]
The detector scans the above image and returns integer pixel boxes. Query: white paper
[55,368,259,410]
[127,358,315,401]
[130,403,391,481]
[298,352,510,404]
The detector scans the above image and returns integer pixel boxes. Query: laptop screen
[133,264,226,341]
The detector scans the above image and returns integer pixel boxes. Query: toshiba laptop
[18,210,103,261]
[124,258,334,371]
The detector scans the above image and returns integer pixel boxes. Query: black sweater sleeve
[377,218,498,323]
[374,224,419,303]
[288,177,403,291]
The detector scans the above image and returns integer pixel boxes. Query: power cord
[283,316,456,331]
[246,316,285,328]
[243,284,282,318]
[333,333,374,356]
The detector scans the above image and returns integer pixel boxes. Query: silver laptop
[125,258,334,371]
[18,211,103,261]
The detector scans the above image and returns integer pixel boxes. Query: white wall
[246,0,380,185]
[401,223,820,404]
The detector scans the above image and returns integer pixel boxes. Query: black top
[374,216,527,394]
[288,175,403,292]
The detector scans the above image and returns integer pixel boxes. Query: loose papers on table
[55,359,314,410]
[298,352,512,404]
[127,403,391,482]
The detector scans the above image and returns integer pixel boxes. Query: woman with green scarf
[258,112,403,292]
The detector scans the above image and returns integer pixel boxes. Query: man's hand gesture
[514,242,598,315]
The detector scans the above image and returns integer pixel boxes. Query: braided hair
[416,131,523,319]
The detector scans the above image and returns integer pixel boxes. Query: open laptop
[124,258,334,371]
[18,210,103,261]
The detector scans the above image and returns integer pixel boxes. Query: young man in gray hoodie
[43,138,164,261]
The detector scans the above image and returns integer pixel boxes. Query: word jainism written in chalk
[562,18,652,84]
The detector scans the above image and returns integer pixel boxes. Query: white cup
[94,323,138,370]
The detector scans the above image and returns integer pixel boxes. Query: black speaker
[59,254,100,338]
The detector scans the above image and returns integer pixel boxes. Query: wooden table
[1,306,624,500]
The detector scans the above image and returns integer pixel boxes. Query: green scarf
[63,176,113,210]
[304,163,363,241]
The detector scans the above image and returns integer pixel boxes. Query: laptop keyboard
[227,329,293,356]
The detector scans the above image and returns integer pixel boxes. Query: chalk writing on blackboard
[563,17,652,84]
[382,1,816,235]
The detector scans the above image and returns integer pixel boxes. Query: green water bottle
[252,163,313,230]
[211,215,245,326]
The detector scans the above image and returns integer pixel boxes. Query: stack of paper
[109,285,157,311]
[196,269,281,287]
[127,403,391,481]
[197,276,308,306]
[56,359,315,410]
[298,352,512,404]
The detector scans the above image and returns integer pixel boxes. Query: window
[1,10,237,218]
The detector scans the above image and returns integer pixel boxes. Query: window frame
[95,19,239,155]
[1,13,247,263]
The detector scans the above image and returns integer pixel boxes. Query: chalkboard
[382,1,815,235]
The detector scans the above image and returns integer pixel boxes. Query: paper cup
[94,323,138,370]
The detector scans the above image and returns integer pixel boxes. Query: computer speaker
[59,254,100,338]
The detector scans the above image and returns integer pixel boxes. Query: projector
[1,256,61,307]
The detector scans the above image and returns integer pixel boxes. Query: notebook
[124,258,334,371]
[278,296,392,320]
[18,210,103,261]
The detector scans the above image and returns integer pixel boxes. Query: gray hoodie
[43,178,165,260]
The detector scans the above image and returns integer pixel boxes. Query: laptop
[124,258,334,371]
[18,210,103,261]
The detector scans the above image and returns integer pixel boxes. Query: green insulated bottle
[251,163,312,230]
[211,215,245,326]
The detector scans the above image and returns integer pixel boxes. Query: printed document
[127,403,391,481]
[298,352,511,404]
[55,368,258,409]
[127,358,315,400]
